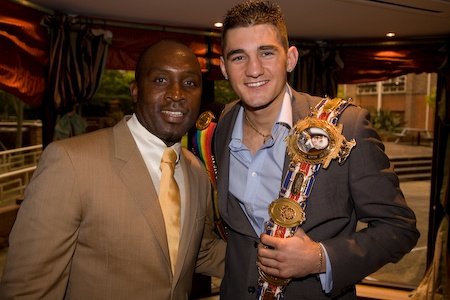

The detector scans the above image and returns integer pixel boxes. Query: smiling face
[311,135,328,150]
[220,24,298,111]
[130,40,202,146]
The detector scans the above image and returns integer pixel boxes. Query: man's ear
[286,46,299,72]
[220,56,229,80]
[130,80,138,103]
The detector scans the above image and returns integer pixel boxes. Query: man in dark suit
[214,1,419,299]
[0,40,225,299]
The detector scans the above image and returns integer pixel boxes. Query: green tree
[0,90,26,148]
[84,70,135,117]
[0,90,17,121]
[369,108,405,133]
[214,80,238,104]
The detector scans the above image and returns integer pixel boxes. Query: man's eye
[231,55,244,62]
[261,51,274,57]
[184,80,197,87]
[154,77,167,83]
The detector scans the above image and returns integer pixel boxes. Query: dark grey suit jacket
[214,89,419,299]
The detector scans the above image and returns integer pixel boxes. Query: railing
[394,127,433,145]
[0,145,42,206]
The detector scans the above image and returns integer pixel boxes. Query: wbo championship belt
[257,97,356,300]
[192,110,227,240]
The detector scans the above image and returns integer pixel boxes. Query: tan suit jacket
[0,118,225,299]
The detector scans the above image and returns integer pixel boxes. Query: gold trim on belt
[286,117,356,169]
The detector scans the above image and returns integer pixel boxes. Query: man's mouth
[246,80,268,88]
[162,110,184,119]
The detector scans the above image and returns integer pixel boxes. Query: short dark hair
[221,0,289,50]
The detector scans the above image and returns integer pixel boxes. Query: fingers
[257,236,276,260]
[257,245,291,279]
[257,258,287,279]
[260,233,277,249]
[257,230,322,278]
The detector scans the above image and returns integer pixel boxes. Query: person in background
[53,103,87,140]
[0,39,225,300]
[214,1,419,299]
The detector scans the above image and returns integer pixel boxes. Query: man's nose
[246,57,264,78]
[166,83,184,101]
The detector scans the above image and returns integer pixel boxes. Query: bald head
[135,40,201,84]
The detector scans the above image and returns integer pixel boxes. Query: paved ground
[0,142,433,293]
[384,141,432,158]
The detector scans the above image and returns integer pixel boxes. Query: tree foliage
[84,70,135,116]
[214,80,238,104]
[369,108,405,133]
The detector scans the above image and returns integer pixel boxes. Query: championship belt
[257,97,356,300]
[192,111,227,240]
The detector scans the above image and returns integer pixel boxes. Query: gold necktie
[159,147,181,274]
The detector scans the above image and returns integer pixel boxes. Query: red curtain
[102,25,222,77]
[335,39,447,84]
[290,38,449,98]
[1,0,449,108]
[0,0,48,107]
[0,0,223,107]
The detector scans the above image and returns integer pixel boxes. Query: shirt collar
[278,84,293,129]
[230,85,293,145]
[127,114,181,162]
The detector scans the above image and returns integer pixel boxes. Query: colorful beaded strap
[192,111,227,241]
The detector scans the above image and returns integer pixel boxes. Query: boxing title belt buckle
[286,117,356,169]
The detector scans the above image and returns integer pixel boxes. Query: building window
[356,75,406,95]
[357,82,377,95]
[382,76,406,94]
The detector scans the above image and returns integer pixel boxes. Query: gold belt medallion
[196,111,215,130]
[286,117,356,169]
[268,198,305,228]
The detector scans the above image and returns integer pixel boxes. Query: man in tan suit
[0,39,225,299]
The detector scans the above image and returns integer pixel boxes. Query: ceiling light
[214,22,223,28]
[386,32,396,38]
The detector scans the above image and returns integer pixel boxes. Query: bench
[394,128,432,145]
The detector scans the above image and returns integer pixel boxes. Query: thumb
[260,233,278,248]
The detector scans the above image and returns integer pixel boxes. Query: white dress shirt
[127,114,186,228]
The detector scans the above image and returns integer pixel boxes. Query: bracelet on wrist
[317,243,323,273]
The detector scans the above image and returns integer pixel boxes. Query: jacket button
[248,286,256,294]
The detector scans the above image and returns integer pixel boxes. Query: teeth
[247,81,267,87]
[163,111,183,117]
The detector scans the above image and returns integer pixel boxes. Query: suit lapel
[282,89,319,174]
[216,103,258,238]
[113,119,171,267]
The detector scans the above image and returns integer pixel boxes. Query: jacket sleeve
[187,148,226,278]
[321,106,420,295]
[194,183,226,278]
[0,142,81,299]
